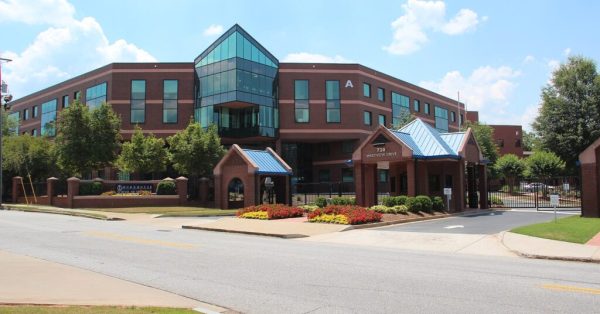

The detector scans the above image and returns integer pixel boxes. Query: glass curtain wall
[194,25,279,138]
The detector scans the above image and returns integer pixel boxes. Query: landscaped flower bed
[308,205,382,225]
[236,204,304,220]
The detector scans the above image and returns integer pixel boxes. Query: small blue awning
[242,149,292,175]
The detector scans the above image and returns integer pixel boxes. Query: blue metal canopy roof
[243,149,291,175]
[389,119,466,160]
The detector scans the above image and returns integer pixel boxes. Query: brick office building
[7,24,488,208]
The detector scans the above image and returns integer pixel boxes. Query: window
[74,91,81,101]
[342,168,354,182]
[363,111,372,125]
[378,169,388,183]
[413,99,420,112]
[429,175,441,192]
[32,106,39,118]
[515,139,521,147]
[326,80,340,123]
[86,82,107,110]
[451,111,456,123]
[8,112,19,134]
[31,129,37,136]
[62,95,69,108]
[460,113,464,126]
[131,80,146,123]
[363,83,371,98]
[424,103,430,115]
[378,114,386,126]
[377,88,385,102]
[318,169,330,182]
[294,80,309,123]
[163,80,178,123]
[342,140,354,154]
[23,109,29,121]
[41,99,58,136]
[391,92,410,128]
[497,139,505,147]
[434,106,449,132]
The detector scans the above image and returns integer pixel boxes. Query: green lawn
[511,215,600,244]
[87,206,237,217]
[0,305,199,314]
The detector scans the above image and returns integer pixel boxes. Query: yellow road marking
[84,231,197,250]
[542,283,600,295]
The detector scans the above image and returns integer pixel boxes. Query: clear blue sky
[1,0,598,130]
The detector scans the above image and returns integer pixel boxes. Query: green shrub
[382,196,397,207]
[416,195,433,212]
[331,196,356,205]
[392,205,409,214]
[405,197,418,212]
[156,181,176,195]
[395,195,408,205]
[369,205,389,213]
[315,197,327,208]
[299,205,319,212]
[79,182,103,195]
[432,196,445,211]
[490,195,503,205]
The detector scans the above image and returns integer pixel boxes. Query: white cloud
[420,65,521,113]
[282,52,353,63]
[563,48,571,56]
[384,0,482,55]
[522,55,535,64]
[2,1,156,98]
[203,24,224,36]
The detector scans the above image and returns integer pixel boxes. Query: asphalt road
[1,210,599,314]
[378,210,577,234]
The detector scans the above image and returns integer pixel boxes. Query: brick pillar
[66,177,80,209]
[364,164,377,207]
[354,162,364,206]
[406,160,416,196]
[176,176,188,206]
[214,174,223,209]
[478,164,489,209]
[47,177,58,206]
[12,176,23,204]
[199,177,209,205]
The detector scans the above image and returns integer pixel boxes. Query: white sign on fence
[550,194,559,206]
[563,183,570,192]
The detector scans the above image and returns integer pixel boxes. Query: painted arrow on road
[444,225,465,229]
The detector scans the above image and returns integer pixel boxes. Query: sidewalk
[0,250,228,312]
[501,232,600,263]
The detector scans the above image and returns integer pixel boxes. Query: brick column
[12,176,23,204]
[199,177,209,205]
[364,164,377,207]
[214,174,223,209]
[406,160,416,196]
[66,177,80,209]
[47,177,58,206]
[354,162,364,206]
[478,164,489,209]
[176,176,188,206]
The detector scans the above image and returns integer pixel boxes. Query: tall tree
[494,154,525,194]
[2,134,56,180]
[2,110,18,137]
[525,151,566,180]
[167,123,226,177]
[55,100,121,176]
[117,126,167,176]
[533,56,600,170]
[521,130,541,152]
[462,121,499,164]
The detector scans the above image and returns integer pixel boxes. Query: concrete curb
[2,205,122,221]
[345,209,495,231]
[182,225,308,239]
[499,232,600,264]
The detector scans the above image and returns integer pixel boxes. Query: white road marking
[444,225,464,229]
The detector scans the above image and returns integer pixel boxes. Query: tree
[494,154,525,194]
[462,121,499,164]
[533,56,600,171]
[2,134,56,180]
[55,100,121,176]
[521,130,540,152]
[117,126,168,176]
[525,151,565,180]
[167,122,226,177]
[2,110,18,137]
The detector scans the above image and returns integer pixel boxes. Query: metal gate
[488,176,580,211]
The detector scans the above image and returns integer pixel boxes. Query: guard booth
[214,144,292,209]
[579,137,600,217]
[352,119,488,211]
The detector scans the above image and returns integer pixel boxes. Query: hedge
[156,181,176,195]
[79,182,103,195]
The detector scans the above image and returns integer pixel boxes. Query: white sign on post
[444,188,452,198]
[550,194,559,206]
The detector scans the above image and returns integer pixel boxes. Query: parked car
[524,182,546,192]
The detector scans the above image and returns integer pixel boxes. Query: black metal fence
[488,176,580,210]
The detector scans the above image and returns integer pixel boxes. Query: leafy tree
[525,151,566,180]
[462,121,499,164]
[167,122,226,177]
[533,56,600,170]
[2,134,56,180]
[2,110,18,137]
[55,100,121,176]
[521,130,541,152]
[117,126,168,176]
[494,154,525,194]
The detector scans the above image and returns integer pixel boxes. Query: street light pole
[0,57,13,209]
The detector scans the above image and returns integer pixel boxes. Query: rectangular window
[378,169,388,183]
[86,82,107,110]
[23,109,29,121]
[451,111,456,122]
[434,106,449,132]
[326,80,340,123]
[8,112,19,134]
[378,114,386,126]
[377,87,385,102]
[497,139,505,147]
[62,95,69,108]
[31,129,37,136]
[459,113,464,126]
[342,140,354,154]
[33,106,39,118]
[363,111,372,125]
[342,168,354,183]
[131,80,146,123]
[515,139,521,147]
[363,83,371,98]
[391,92,410,128]
[425,103,430,115]
[413,99,420,112]
[41,99,58,136]
[74,91,81,101]
[294,80,309,123]
[318,169,331,182]
[163,80,178,123]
